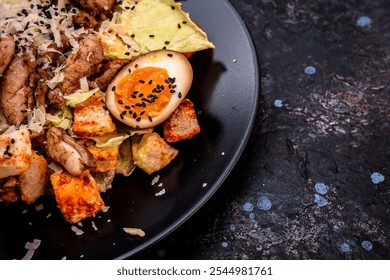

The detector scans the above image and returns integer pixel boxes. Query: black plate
[0,0,259,260]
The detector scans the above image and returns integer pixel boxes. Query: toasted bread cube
[0,127,32,179]
[50,170,104,223]
[163,98,200,143]
[132,132,178,175]
[73,91,116,137]
[86,142,119,173]
[19,151,48,204]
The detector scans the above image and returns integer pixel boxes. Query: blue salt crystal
[340,242,351,253]
[304,66,316,75]
[314,182,329,195]
[243,202,254,212]
[257,196,272,211]
[371,172,385,184]
[230,224,236,231]
[249,213,256,219]
[222,241,229,248]
[361,240,373,251]
[356,16,373,27]
[274,99,283,108]
[314,194,328,207]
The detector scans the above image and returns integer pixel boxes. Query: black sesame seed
[170,89,175,93]
[112,85,116,91]
[140,111,145,115]
[135,64,138,68]
[125,105,131,109]
[149,34,155,38]
[178,23,182,29]
[131,34,135,38]
[128,68,132,73]
[136,117,141,122]
[21,109,28,113]
[148,80,153,85]
[121,111,127,115]
[136,103,143,107]
[178,92,182,98]
[125,52,130,56]
[133,112,137,118]
[11,139,15,144]
[139,80,145,84]
[165,41,170,45]
[183,21,187,24]
[148,116,153,122]
[120,114,124,119]
[118,100,123,104]
[171,6,175,10]
[162,46,167,50]
[103,105,108,110]
[139,93,144,97]
[167,53,173,57]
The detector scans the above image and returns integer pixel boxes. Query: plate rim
[116,0,260,259]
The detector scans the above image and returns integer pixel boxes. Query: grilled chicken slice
[19,152,48,204]
[0,37,15,76]
[71,0,116,20]
[90,59,129,91]
[0,55,36,125]
[61,34,104,95]
[45,127,96,176]
[0,126,32,179]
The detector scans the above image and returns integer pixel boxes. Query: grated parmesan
[22,239,41,260]
[70,225,84,236]
[123,227,145,237]
[0,0,86,60]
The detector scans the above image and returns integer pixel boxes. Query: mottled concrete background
[133,0,390,259]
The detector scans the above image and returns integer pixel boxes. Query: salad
[0,0,214,224]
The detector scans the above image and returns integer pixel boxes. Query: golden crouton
[162,98,200,143]
[50,170,105,223]
[19,151,48,204]
[73,91,116,137]
[132,132,178,175]
[85,141,119,173]
[0,126,32,179]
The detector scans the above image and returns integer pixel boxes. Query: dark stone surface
[131,0,390,259]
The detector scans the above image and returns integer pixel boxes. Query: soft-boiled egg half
[105,50,193,129]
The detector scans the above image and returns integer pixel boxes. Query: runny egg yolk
[114,67,174,121]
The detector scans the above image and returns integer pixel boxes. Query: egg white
[106,50,193,129]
